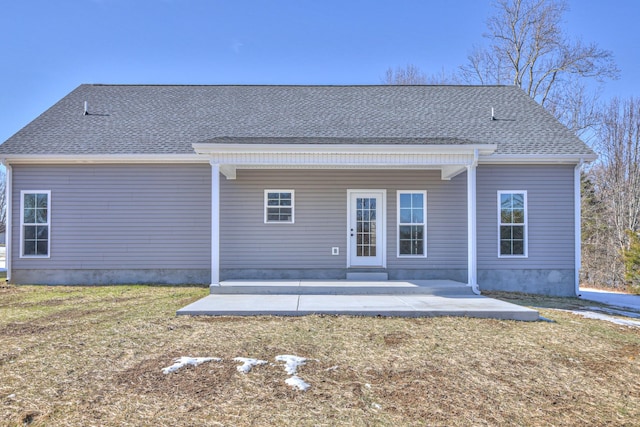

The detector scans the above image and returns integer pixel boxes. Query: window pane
[512,194,524,209]
[412,208,424,224]
[513,226,524,240]
[37,194,48,208]
[412,193,423,206]
[512,209,524,224]
[24,225,35,240]
[500,226,511,240]
[513,240,524,255]
[500,210,512,224]
[37,240,48,256]
[24,194,36,209]
[24,241,36,255]
[399,225,411,240]
[400,209,411,224]
[413,225,424,240]
[36,225,48,239]
[500,241,512,255]
[500,194,511,210]
[24,208,35,224]
[400,193,411,208]
[36,208,48,224]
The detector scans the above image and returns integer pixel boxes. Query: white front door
[348,190,386,267]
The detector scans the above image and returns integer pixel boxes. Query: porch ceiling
[192,142,497,180]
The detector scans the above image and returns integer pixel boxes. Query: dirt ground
[1,285,639,426]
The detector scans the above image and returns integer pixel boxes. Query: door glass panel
[356,197,377,257]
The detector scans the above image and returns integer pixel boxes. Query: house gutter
[467,149,480,295]
[1,160,11,283]
[574,159,585,297]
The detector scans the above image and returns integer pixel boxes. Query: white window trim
[396,190,427,258]
[497,190,528,258]
[264,189,295,224]
[20,190,51,259]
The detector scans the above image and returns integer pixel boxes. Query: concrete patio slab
[177,294,300,316]
[178,283,539,321]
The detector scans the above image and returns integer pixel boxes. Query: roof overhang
[0,154,207,165]
[480,153,598,164]
[192,143,498,180]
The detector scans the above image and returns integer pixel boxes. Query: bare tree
[382,64,459,85]
[583,97,640,288]
[594,97,640,247]
[383,64,429,85]
[461,0,618,134]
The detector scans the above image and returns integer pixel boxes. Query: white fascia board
[0,154,208,164]
[480,153,598,164]
[192,143,498,156]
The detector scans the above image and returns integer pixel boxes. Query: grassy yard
[1,285,639,426]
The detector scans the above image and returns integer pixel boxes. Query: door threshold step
[346,272,388,281]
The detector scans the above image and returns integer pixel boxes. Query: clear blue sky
[1,0,638,143]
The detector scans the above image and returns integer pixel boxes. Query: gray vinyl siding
[477,164,575,269]
[9,163,576,287]
[11,164,211,271]
[219,169,467,270]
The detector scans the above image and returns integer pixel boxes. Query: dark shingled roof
[0,84,594,157]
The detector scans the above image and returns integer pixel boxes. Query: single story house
[0,84,596,296]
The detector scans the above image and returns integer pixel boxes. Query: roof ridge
[86,83,518,89]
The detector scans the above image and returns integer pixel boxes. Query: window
[20,191,51,257]
[264,190,294,223]
[498,191,527,257]
[397,191,426,257]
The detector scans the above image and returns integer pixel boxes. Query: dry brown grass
[1,285,640,426]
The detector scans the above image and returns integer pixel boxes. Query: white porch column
[467,150,480,294]
[210,161,220,286]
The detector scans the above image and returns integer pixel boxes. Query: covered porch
[194,139,498,293]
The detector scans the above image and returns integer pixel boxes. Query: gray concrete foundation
[478,269,576,297]
[10,269,210,285]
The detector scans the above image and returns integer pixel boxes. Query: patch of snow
[162,356,221,374]
[234,357,268,374]
[325,365,338,371]
[365,383,371,389]
[372,403,382,410]
[276,355,311,391]
[275,355,307,375]
[586,306,640,319]
[568,310,640,327]
[285,375,310,391]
